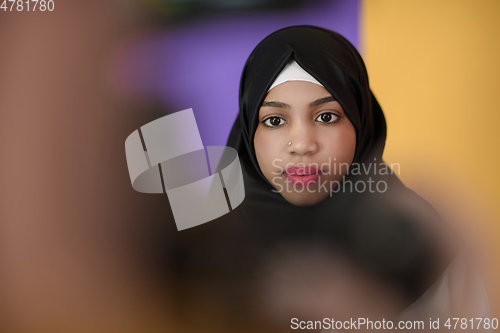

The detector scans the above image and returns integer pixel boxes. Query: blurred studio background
[0,0,499,332]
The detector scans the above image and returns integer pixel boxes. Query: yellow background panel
[363,0,500,317]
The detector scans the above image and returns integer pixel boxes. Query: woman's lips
[283,166,322,186]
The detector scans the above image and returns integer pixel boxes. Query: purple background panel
[115,0,360,147]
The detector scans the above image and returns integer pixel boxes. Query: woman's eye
[316,112,339,124]
[263,116,286,127]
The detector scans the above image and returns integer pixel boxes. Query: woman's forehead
[263,81,333,104]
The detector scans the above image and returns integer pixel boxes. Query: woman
[219,25,493,331]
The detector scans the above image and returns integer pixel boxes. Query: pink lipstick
[284,166,322,187]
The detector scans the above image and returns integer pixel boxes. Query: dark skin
[254,81,357,206]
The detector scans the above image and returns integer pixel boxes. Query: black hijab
[230,25,386,176]
[224,25,461,302]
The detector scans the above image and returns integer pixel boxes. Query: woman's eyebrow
[309,96,337,108]
[261,101,290,109]
[261,96,336,109]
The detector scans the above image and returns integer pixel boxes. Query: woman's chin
[279,190,329,207]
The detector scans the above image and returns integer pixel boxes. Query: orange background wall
[363,0,500,317]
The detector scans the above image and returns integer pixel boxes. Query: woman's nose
[287,124,319,155]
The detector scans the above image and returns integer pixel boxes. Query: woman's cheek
[327,127,357,163]
[254,130,275,175]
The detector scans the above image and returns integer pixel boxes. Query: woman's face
[254,81,357,206]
